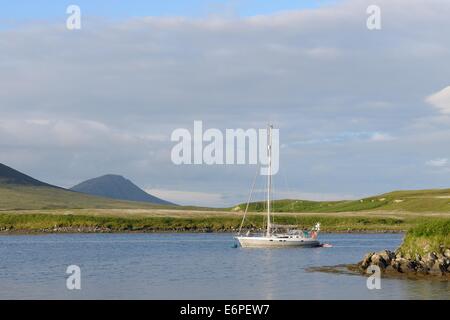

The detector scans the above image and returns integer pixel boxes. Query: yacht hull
[235,236,320,248]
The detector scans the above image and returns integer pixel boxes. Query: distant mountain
[0,163,54,187]
[71,174,176,206]
[0,163,173,210]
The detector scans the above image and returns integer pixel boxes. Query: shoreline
[308,264,450,281]
[338,220,450,280]
[0,228,407,235]
[2,211,443,235]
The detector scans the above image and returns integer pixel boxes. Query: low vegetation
[398,219,450,256]
[0,212,446,233]
[0,180,449,234]
[234,188,450,213]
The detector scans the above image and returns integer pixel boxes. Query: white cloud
[286,131,393,145]
[1,0,450,206]
[426,158,448,167]
[0,118,165,148]
[426,86,450,114]
[370,132,394,142]
[265,191,359,202]
[145,189,225,207]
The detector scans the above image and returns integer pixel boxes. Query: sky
[1,0,450,207]
[0,1,335,20]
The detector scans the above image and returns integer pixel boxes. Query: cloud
[426,158,448,167]
[1,0,450,205]
[145,188,225,207]
[426,86,450,114]
[0,118,165,148]
[370,132,394,142]
[260,190,359,202]
[284,131,393,146]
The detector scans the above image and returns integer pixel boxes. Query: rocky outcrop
[358,248,450,277]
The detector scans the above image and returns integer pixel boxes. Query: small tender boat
[235,124,321,248]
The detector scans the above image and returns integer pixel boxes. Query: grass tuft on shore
[398,219,450,256]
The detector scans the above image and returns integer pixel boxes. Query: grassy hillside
[0,163,179,210]
[233,188,450,213]
[2,184,450,213]
[0,185,175,210]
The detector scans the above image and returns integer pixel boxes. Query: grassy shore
[0,210,448,234]
[398,219,450,256]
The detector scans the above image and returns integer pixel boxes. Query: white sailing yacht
[235,125,321,248]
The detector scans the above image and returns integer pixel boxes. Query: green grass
[1,183,449,235]
[0,213,442,233]
[398,219,450,256]
[233,188,450,213]
[2,183,450,214]
[0,185,211,211]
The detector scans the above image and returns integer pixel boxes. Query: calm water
[0,233,448,299]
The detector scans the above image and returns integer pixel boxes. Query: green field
[0,210,448,234]
[233,188,450,213]
[0,183,449,234]
[0,185,209,211]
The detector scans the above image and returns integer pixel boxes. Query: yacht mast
[266,124,273,237]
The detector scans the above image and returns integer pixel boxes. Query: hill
[0,163,172,210]
[233,188,450,213]
[0,163,53,187]
[70,175,175,206]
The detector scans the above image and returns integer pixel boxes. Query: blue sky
[0,0,335,21]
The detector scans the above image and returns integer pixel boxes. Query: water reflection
[0,233,448,299]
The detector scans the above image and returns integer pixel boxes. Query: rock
[423,252,438,264]
[378,250,395,264]
[370,254,387,269]
[360,252,374,269]
[429,261,445,276]
[415,261,429,275]
[444,259,450,269]
[385,265,396,273]
[391,259,400,271]
[395,258,415,273]
[360,247,449,277]
[444,249,450,259]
